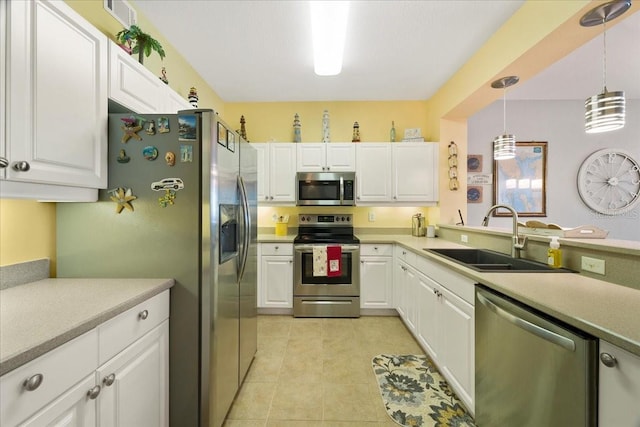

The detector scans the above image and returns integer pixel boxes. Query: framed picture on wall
[493,141,547,217]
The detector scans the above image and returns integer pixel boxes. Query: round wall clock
[577,148,640,215]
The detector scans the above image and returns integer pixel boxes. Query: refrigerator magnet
[158,117,170,133]
[109,187,137,214]
[165,151,176,166]
[120,118,143,143]
[157,190,177,208]
[145,120,156,135]
[180,145,193,162]
[143,146,159,160]
[178,115,197,141]
[117,149,130,163]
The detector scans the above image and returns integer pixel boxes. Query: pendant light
[581,0,631,134]
[492,76,519,160]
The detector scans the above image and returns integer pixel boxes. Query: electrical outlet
[581,256,605,275]
[460,234,469,243]
[368,211,375,222]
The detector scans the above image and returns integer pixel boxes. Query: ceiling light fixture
[581,0,631,134]
[310,1,350,76]
[492,76,519,161]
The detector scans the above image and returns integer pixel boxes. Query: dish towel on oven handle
[327,245,342,277]
[313,245,327,276]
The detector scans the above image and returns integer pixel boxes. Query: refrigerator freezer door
[238,138,258,385]
[208,119,241,427]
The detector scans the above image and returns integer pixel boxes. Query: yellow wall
[225,101,428,143]
[259,206,432,232]
[0,200,56,272]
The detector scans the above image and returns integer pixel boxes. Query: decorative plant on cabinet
[116,25,166,64]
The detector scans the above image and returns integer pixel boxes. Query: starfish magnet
[121,118,143,143]
[109,187,137,214]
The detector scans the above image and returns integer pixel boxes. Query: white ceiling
[133,1,640,103]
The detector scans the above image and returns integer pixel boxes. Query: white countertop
[258,232,640,356]
[0,278,174,375]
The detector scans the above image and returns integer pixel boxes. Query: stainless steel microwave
[296,172,356,206]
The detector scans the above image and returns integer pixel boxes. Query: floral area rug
[372,354,475,427]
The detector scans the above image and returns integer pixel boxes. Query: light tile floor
[223,315,425,427]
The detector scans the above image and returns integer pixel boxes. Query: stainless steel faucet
[481,204,527,258]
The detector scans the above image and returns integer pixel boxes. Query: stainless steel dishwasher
[475,286,597,427]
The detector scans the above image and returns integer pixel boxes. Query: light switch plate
[581,256,605,275]
[368,211,375,222]
[461,234,469,243]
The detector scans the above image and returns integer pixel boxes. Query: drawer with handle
[0,330,98,427]
[98,290,169,364]
[260,243,294,256]
[361,244,393,257]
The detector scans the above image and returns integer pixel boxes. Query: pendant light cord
[602,17,608,92]
[502,86,507,134]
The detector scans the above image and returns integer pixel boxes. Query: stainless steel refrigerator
[56,110,257,427]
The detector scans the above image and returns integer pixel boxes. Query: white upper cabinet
[1,0,108,200]
[108,41,191,114]
[109,41,164,113]
[255,143,296,204]
[356,143,438,205]
[297,143,355,172]
[356,143,393,203]
[393,143,438,203]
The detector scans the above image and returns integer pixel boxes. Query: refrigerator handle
[237,175,251,282]
[477,291,576,352]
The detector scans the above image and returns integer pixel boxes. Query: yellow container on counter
[275,222,288,236]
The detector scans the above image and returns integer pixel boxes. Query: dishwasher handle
[477,291,576,352]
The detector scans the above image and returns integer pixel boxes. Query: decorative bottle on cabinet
[352,121,360,142]
[293,113,301,142]
[322,110,330,143]
[390,121,396,142]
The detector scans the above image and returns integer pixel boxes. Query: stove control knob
[342,216,346,221]
[336,217,341,222]
[346,217,351,222]
[307,216,311,222]
[301,217,305,222]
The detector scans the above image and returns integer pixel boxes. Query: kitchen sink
[423,248,575,273]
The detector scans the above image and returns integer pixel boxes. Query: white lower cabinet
[599,340,640,426]
[360,244,394,309]
[394,246,475,414]
[0,291,169,427]
[20,374,97,427]
[394,261,417,333]
[97,321,169,427]
[258,243,294,308]
[437,285,474,410]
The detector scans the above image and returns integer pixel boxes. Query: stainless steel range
[293,214,360,318]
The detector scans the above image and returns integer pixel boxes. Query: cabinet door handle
[103,373,116,386]
[600,352,617,368]
[0,157,8,168]
[275,246,279,250]
[12,161,30,172]
[264,196,269,200]
[289,260,293,264]
[87,385,101,400]
[270,196,274,200]
[23,373,44,391]
[139,309,149,320]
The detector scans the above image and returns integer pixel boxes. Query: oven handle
[339,176,344,205]
[294,245,360,252]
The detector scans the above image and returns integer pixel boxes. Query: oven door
[294,244,360,297]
